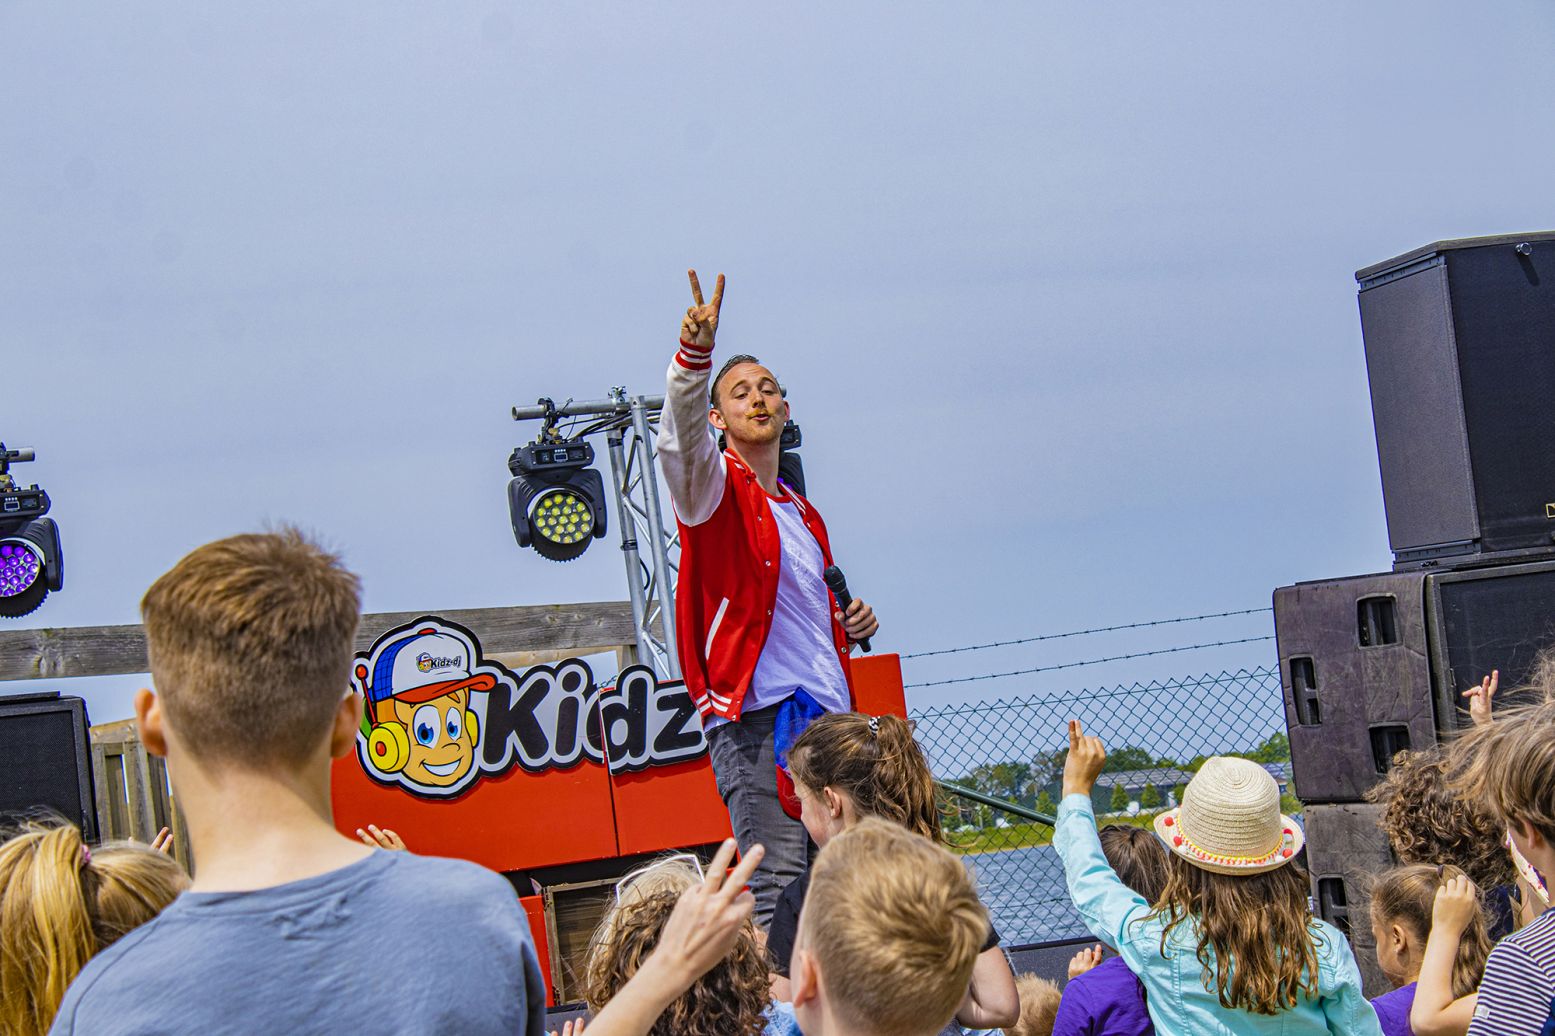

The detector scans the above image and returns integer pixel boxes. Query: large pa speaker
[1304,802,1395,999]
[1357,232,1555,569]
[0,692,98,841]
[1275,559,1555,803]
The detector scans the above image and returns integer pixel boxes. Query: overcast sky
[3,1,1552,724]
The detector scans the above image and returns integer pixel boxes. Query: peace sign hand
[680,269,725,352]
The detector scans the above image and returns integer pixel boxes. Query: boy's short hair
[799,817,988,1036]
[1004,974,1061,1036]
[140,528,361,770]
[1367,747,1515,889]
[1450,699,1555,847]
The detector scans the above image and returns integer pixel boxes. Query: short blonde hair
[583,859,769,1036]
[1450,697,1555,845]
[799,817,988,1036]
[141,528,361,770]
[1005,974,1061,1036]
[0,823,187,1036]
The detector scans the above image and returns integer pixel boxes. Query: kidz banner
[354,616,708,800]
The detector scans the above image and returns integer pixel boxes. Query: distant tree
[1140,784,1162,810]
[1101,746,1158,773]
[1109,783,1129,813]
[1174,783,1189,805]
[1247,731,1291,765]
[966,761,1034,805]
[1035,790,1055,816]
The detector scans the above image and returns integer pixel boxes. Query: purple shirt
[1371,982,1416,1036]
[1053,956,1155,1036]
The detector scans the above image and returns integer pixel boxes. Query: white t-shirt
[705,497,849,728]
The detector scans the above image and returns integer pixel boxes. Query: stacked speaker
[0,692,97,840]
[1276,232,1555,995]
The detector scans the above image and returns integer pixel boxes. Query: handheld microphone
[822,565,872,653]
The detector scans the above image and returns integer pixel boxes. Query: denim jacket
[1053,795,1384,1036]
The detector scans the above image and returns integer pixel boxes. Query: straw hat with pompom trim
[1151,756,1303,875]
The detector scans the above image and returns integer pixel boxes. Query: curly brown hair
[582,862,769,1036]
[1366,747,1515,890]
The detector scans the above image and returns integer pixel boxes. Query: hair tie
[867,716,879,736]
[81,845,92,867]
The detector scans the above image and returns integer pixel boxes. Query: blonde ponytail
[0,824,186,1036]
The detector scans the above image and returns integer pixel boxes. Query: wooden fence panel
[0,601,644,681]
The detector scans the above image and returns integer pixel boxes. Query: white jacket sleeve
[657,349,726,527]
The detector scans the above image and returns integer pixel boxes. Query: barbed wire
[903,635,1276,688]
[899,607,1270,660]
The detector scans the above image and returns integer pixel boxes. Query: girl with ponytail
[0,823,187,1036]
[1368,864,1492,1036]
[767,711,1020,1030]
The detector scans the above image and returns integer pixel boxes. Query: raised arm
[658,269,727,527]
[583,839,765,1036]
[1051,722,1153,956]
[1410,875,1481,1036]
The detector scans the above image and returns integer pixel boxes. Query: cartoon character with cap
[357,623,495,791]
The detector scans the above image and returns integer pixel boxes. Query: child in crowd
[1369,747,1518,938]
[789,817,990,1036]
[1367,864,1491,1036]
[1055,720,1382,1034]
[583,856,798,1036]
[48,529,761,1036]
[1449,699,1555,1036]
[0,823,186,1036]
[767,711,1020,1029]
[1053,825,1165,1035]
[1001,975,1063,1036]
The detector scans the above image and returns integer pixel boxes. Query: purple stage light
[0,541,42,597]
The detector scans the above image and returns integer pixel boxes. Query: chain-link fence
[910,666,1291,946]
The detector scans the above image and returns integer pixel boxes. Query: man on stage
[658,269,879,924]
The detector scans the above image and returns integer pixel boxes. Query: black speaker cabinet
[1305,802,1394,999]
[1357,231,1555,569]
[1275,559,1555,803]
[0,692,98,841]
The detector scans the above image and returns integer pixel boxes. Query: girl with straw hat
[1053,721,1384,1034]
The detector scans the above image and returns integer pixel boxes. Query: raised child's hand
[549,1019,586,1036]
[1068,944,1104,979]
[680,270,724,352]
[356,825,407,851]
[1431,873,1480,937]
[149,827,174,854]
[1461,670,1498,728]
[642,838,764,989]
[1063,720,1107,799]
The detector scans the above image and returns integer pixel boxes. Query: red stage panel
[331,754,619,872]
[609,756,731,856]
[520,895,555,1007]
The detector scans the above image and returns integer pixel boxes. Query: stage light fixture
[507,439,608,563]
[0,444,64,619]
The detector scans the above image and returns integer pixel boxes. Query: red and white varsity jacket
[658,341,853,722]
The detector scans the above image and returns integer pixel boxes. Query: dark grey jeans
[705,703,814,927]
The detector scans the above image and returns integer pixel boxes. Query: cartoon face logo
[355,620,499,799]
[353,616,711,800]
[383,687,478,787]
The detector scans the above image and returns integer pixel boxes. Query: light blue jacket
[1053,794,1384,1036]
